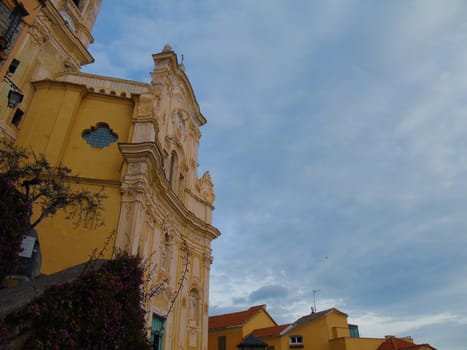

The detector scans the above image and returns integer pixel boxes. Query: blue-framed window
[82,123,118,148]
[349,324,360,338]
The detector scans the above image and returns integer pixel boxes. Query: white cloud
[350,311,466,338]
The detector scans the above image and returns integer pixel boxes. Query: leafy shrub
[17,253,151,349]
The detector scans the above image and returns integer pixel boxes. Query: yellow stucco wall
[261,335,282,349]
[14,80,134,274]
[208,327,243,350]
[326,312,351,339]
[288,316,331,350]
[243,309,277,336]
[329,337,385,350]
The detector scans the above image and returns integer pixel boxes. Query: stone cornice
[118,142,220,241]
[56,71,150,97]
[31,78,88,96]
[66,176,121,188]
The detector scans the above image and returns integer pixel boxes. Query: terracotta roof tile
[209,305,266,330]
[252,324,291,337]
[377,336,437,350]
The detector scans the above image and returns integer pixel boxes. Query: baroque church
[0,0,220,349]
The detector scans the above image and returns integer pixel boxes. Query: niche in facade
[82,123,118,148]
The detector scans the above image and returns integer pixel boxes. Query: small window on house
[11,108,24,128]
[349,324,360,338]
[289,335,303,346]
[82,123,118,148]
[218,336,226,350]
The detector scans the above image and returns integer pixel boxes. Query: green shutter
[151,314,165,350]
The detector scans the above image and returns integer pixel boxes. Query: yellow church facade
[0,1,220,349]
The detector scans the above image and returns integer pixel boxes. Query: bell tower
[29,0,102,80]
[50,0,102,49]
[0,0,103,137]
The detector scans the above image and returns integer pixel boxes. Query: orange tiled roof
[252,324,291,337]
[377,336,437,350]
[209,305,266,330]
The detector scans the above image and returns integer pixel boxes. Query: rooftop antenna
[312,289,320,313]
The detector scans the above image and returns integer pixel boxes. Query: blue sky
[83,1,467,349]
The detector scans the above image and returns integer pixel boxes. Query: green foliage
[0,140,106,229]
[0,175,30,281]
[13,254,151,349]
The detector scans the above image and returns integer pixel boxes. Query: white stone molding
[56,72,149,97]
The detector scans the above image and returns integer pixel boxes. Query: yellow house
[1,1,221,349]
[267,308,384,350]
[208,305,277,350]
[209,306,436,350]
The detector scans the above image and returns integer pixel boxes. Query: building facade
[209,306,436,350]
[208,305,278,350]
[0,1,220,349]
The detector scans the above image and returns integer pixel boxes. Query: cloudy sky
[83,1,467,349]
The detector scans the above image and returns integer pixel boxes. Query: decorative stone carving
[162,44,173,52]
[138,93,155,117]
[199,171,215,204]
[30,21,50,45]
